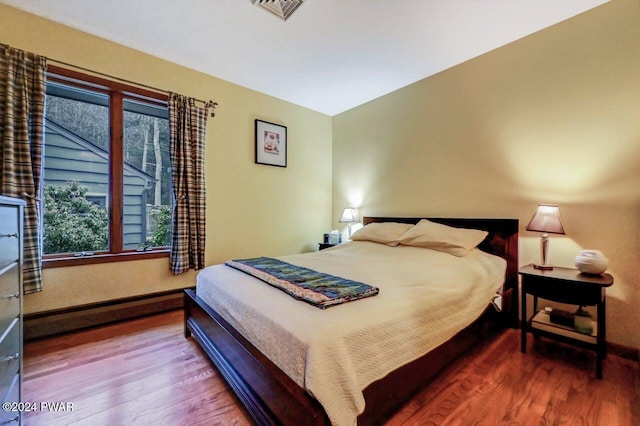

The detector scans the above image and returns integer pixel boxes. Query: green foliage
[149,205,172,247]
[43,182,109,254]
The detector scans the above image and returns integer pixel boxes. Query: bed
[184,217,519,425]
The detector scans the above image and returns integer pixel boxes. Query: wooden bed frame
[184,217,519,425]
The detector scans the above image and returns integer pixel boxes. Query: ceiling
[1,0,608,116]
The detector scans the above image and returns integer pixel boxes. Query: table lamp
[339,208,360,238]
[526,204,565,270]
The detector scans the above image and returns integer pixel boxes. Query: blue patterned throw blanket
[225,257,379,309]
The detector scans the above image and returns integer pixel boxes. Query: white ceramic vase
[575,249,608,275]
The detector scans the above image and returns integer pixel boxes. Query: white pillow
[397,219,488,256]
[350,222,414,246]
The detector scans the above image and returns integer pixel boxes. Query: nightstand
[318,243,338,250]
[519,265,614,379]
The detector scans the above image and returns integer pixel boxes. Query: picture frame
[255,119,287,167]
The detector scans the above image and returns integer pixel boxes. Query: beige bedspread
[196,241,506,426]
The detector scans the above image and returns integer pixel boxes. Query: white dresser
[0,196,24,426]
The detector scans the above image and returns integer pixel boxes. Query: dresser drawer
[0,263,19,336]
[0,319,20,398]
[1,372,19,403]
[0,207,20,270]
[0,374,20,425]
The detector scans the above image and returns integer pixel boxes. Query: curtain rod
[47,57,218,116]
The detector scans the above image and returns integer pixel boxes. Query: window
[43,66,171,266]
[85,195,107,210]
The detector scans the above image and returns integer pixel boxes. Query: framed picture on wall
[255,119,287,167]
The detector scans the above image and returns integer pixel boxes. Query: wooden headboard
[363,216,519,327]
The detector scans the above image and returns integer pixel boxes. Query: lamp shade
[339,208,359,223]
[526,204,565,235]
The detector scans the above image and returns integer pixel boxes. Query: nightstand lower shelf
[529,310,597,345]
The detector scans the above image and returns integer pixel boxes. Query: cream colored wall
[333,0,640,349]
[0,5,333,314]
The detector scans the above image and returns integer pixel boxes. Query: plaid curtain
[0,45,47,293]
[168,94,215,274]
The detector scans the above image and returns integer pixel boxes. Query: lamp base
[533,263,554,271]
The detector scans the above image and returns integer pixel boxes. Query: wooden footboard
[184,288,329,425]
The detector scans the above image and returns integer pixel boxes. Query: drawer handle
[0,353,19,363]
[0,233,18,239]
[0,292,19,300]
[2,415,20,424]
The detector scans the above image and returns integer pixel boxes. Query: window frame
[43,66,171,269]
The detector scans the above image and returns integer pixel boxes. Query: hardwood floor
[23,310,639,426]
[23,310,251,426]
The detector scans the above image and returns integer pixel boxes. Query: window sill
[43,249,169,269]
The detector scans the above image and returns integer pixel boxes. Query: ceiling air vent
[252,0,305,21]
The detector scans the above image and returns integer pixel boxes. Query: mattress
[196,241,506,426]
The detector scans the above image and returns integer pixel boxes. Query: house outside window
[42,67,171,266]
